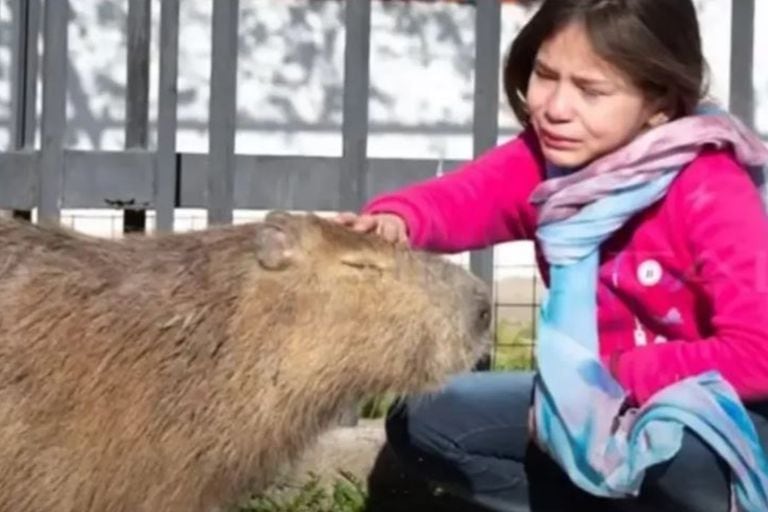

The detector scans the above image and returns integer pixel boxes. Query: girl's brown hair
[504,0,708,126]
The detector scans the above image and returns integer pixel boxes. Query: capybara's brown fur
[0,210,491,512]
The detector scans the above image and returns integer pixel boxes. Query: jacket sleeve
[361,130,543,253]
[614,152,768,405]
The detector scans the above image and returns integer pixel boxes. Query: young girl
[336,1,768,511]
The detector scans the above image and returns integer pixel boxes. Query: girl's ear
[646,110,670,128]
[645,96,674,128]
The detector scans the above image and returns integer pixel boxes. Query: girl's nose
[544,85,574,123]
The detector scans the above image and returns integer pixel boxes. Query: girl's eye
[582,88,605,99]
[533,67,555,81]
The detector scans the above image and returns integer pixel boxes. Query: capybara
[0,210,492,512]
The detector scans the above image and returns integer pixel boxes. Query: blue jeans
[385,371,768,512]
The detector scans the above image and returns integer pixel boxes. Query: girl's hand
[333,212,409,245]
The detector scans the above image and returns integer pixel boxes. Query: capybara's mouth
[441,332,494,380]
[466,332,494,371]
[476,332,494,362]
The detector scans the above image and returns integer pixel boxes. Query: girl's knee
[385,371,533,463]
[384,396,462,463]
[384,395,495,504]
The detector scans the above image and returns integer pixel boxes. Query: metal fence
[1,0,498,265]
[0,0,761,377]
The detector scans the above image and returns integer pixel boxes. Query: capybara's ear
[255,223,296,270]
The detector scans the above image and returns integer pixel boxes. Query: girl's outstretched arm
[362,130,543,253]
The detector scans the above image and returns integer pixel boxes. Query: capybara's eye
[477,304,492,331]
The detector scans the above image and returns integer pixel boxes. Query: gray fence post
[339,0,371,213]
[154,0,181,233]
[125,0,151,150]
[729,0,755,129]
[38,0,68,224]
[469,0,501,287]
[207,0,239,226]
[10,0,40,150]
[470,0,502,370]
[9,0,40,221]
[124,0,152,233]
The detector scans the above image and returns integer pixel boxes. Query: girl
[335,0,768,511]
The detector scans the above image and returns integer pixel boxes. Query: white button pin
[637,260,662,287]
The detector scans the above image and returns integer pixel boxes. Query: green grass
[492,320,536,371]
[236,472,367,512]
[357,393,396,419]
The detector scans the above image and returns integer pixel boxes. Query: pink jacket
[362,129,768,405]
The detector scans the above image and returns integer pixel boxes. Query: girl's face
[526,21,665,169]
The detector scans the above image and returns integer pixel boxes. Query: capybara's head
[236,210,492,396]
